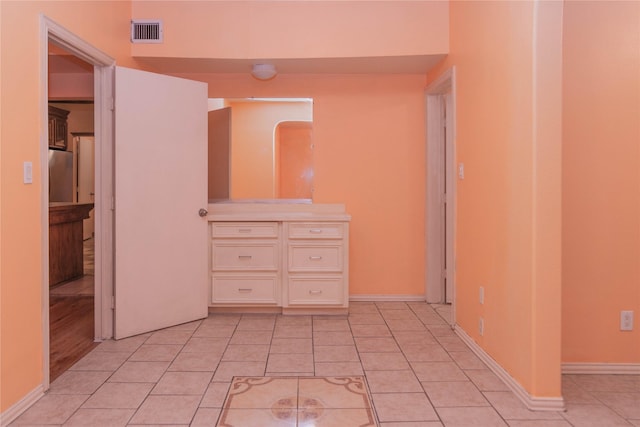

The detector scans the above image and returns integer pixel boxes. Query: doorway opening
[42,16,115,388]
[425,67,456,325]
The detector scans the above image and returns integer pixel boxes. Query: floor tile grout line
[408,302,514,425]
[399,301,449,425]
[344,307,378,425]
[124,320,200,426]
[131,327,175,425]
[59,331,150,426]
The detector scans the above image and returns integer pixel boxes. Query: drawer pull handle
[238,255,253,259]
[238,288,253,293]
[238,229,252,233]
[309,290,323,295]
[309,229,323,233]
[309,256,323,261]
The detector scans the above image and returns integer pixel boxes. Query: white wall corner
[455,326,566,412]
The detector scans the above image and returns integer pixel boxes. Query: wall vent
[131,20,163,43]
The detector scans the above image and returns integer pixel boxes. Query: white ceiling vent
[131,20,163,43]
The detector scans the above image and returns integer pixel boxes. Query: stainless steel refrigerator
[48,149,74,202]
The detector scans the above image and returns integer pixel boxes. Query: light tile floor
[10,301,640,426]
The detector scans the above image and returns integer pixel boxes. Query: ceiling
[49,46,445,76]
[133,54,446,75]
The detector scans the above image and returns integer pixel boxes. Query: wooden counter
[49,203,94,287]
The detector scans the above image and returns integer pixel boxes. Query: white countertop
[207,202,351,222]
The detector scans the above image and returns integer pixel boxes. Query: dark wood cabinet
[49,203,94,287]
[48,106,69,150]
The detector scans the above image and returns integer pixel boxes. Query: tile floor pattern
[10,301,640,426]
[218,376,376,426]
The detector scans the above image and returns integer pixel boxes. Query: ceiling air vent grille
[131,20,163,43]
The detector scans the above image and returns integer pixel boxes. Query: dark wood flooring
[49,295,99,381]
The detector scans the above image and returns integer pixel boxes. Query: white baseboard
[455,326,566,412]
[562,363,640,375]
[349,295,426,302]
[0,384,44,426]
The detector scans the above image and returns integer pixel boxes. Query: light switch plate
[23,161,33,184]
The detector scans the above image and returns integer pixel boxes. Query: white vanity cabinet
[284,222,348,309]
[210,222,281,306]
[208,203,350,314]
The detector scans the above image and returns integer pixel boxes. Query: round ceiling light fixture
[251,63,277,81]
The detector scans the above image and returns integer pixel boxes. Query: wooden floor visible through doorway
[49,237,97,381]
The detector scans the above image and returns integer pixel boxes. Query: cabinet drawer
[212,274,278,304]
[288,276,344,305]
[288,243,343,272]
[288,222,344,239]
[212,242,279,270]
[212,222,279,239]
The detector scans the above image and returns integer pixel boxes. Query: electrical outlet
[479,286,484,304]
[479,318,484,336]
[621,311,634,331]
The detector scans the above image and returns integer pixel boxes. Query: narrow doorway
[47,46,97,381]
[43,16,117,390]
[425,68,456,325]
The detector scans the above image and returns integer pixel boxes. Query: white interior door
[114,66,208,339]
[77,135,95,240]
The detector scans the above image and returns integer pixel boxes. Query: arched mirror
[208,98,313,202]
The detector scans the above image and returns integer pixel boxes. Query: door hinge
[111,196,115,211]
[111,296,115,309]
[109,97,115,111]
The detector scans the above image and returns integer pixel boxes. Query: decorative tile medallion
[217,376,378,426]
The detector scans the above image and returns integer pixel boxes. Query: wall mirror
[208,98,313,203]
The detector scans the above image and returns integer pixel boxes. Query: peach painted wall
[49,73,93,99]
[177,73,427,299]
[428,1,563,398]
[131,1,448,60]
[0,1,132,412]
[562,1,640,363]
[228,100,311,199]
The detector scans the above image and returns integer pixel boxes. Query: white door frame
[425,67,456,323]
[40,15,115,389]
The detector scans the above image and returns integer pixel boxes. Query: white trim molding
[562,363,640,375]
[40,13,116,400]
[455,326,566,412]
[349,295,426,302]
[0,385,44,426]
[424,66,457,325]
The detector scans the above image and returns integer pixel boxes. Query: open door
[114,67,208,339]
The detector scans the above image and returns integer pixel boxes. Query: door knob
[198,208,208,217]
